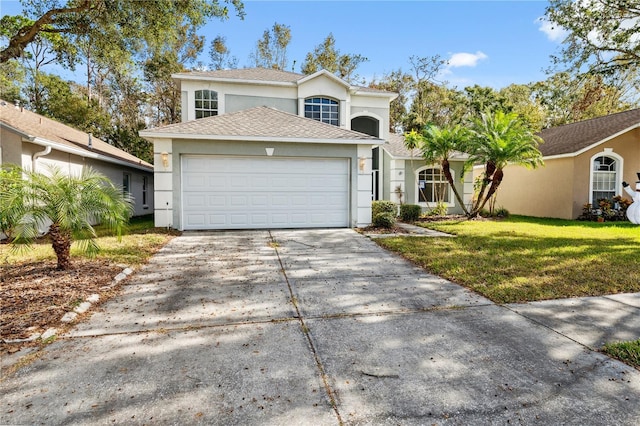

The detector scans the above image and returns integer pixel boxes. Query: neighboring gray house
[377,133,473,215]
[140,68,397,230]
[0,100,154,217]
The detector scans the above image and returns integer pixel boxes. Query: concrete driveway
[1,229,639,425]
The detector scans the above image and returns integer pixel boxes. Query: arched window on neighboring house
[195,90,218,119]
[416,167,453,205]
[591,154,621,205]
[304,97,339,126]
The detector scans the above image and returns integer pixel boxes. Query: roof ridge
[540,107,640,132]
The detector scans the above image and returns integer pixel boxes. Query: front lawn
[375,216,640,304]
[603,339,640,369]
[1,216,178,345]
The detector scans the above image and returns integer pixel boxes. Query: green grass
[603,339,640,369]
[376,216,640,303]
[1,215,178,267]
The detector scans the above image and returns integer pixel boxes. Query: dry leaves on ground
[1,259,124,352]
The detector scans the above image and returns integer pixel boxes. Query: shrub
[428,201,448,217]
[577,197,630,222]
[372,200,397,217]
[372,212,396,229]
[399,204,421,222]
[494,207,510,218]
[479,207,510,219]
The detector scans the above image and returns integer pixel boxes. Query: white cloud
[447,51,488,68]
[536,17,569,42]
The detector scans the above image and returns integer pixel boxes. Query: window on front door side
[304,97,339,126]
[417,168,450,203]
[195,90,218,119]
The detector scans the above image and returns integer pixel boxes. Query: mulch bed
[356,225,412,234]
[415,214,469,222]
[1,259,124,352]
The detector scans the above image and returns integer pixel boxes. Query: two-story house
[140,68,397,230]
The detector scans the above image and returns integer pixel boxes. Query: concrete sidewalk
[1,229,639,425]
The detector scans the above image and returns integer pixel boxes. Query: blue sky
[200,0,565,88]
[2,0,566,89]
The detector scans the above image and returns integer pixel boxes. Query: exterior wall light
[161,152,169,168]
[359,157,366,172]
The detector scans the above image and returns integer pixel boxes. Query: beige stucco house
[140,68,398,230]
[497,108,640,219]
[0,100,154,217]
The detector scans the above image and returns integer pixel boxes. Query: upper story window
[591,155,618,204]
[304,97,339,126]
[195,90,218,119]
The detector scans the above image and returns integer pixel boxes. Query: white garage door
[181,156,350,230]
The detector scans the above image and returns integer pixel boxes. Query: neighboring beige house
[0,100,154,217]
[377,133,474,215]
[497,108,640,219]
[140,68,398,230]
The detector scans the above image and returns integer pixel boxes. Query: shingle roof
[175,68,304,83]
[0,100,153,170]
[173,67,396,97]
[382,132,467,160]
[140,106,382,142]
[383,132,420,158]
[539,108,640,157]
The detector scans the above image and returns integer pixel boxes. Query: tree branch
[0,0,91,63]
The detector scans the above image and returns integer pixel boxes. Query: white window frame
[350,112,383,138]
[142,175,148,208]
[194,89,218,119]
[304,97,339,126]
[589,150,623,205]
[123,173,131,197]
[415,165,455,207]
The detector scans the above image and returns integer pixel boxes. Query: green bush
[399,204,421,222]
[494,207,510,218]
[480,207,510,218]
[372,200,397,217]
[428,201,448,217]
[372,212,396,229]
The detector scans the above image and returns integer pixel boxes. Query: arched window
[351,116,379,137]
[417,167,451,204]
[195,90,218,119]
[591,155,619,204]
[304,97,339,126]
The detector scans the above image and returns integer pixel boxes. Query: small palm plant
[3,165,133,270]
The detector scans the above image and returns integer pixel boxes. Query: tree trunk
[441,159,469,216]
[469,160,497,217]
[49,223,72,270]
[476,168,504,214]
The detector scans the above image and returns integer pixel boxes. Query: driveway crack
[269,231,343,425]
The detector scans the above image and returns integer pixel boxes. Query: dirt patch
[1,259,125,352]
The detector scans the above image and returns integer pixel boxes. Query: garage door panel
[182,156,349,230]
[209,195,226,207]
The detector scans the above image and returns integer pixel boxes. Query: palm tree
[405,125,471,216]
[5,165,133,270]
[467,111,543,217]
[0,165,25,240]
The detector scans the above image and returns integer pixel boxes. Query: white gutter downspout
[32,145,52,172]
